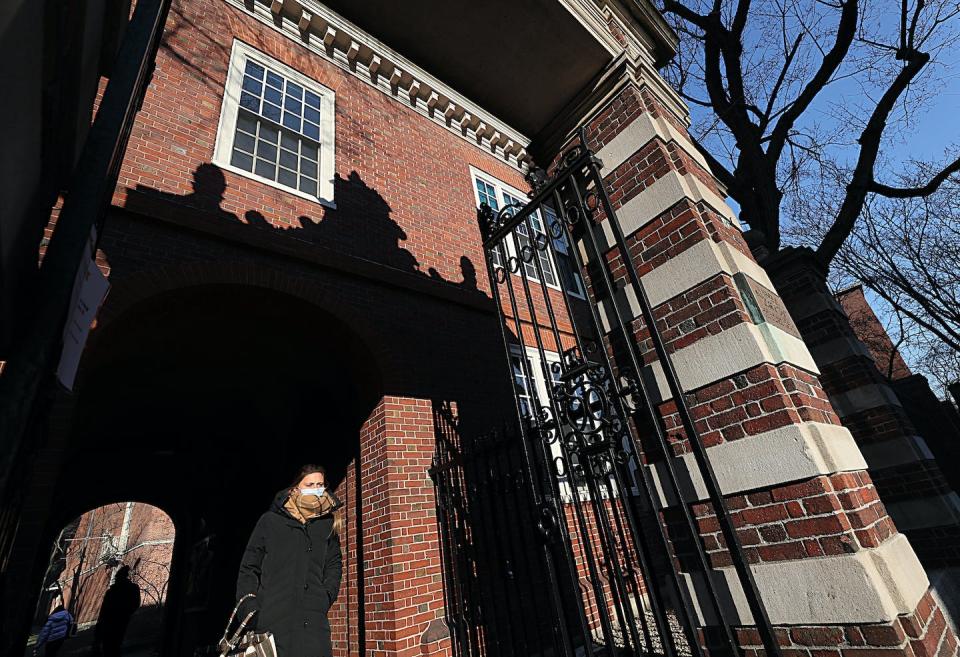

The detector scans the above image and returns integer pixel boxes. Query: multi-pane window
[502,191,558,286]
[214,40,335,204]
[544,206,586,298]
[475,178,502,266]
[471,170,583,297]
[510,351,536,418]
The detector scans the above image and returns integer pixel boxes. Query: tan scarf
[284,489,336,524]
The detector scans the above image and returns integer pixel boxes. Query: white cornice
[226,0,533,170]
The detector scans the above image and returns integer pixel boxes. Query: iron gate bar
[480,151,596,250]
[480,169,701,657]
[545,181,708,657]
[577,130,783,657]
[510,197,669,657]
[487,186,689,657]
[502,207,627,655]
[561,158,741,652]
[491,227,600,655]
[485,235,587,657]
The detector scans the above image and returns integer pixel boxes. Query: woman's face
[297,472,325,491]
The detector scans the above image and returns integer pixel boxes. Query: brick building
[1,1,958,657]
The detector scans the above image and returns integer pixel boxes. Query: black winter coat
[236,489,343,657]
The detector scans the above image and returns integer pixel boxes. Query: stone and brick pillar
[555,62,958,656]
[764,249,960,599]
[329,396,450,657]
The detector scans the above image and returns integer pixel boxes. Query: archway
[38,283,382,656]
[28,502,175,657]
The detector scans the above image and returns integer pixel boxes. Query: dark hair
[289,464,326,487]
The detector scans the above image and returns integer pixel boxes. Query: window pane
[286,81,304,99]
[301,142,318,161]
[259,124,279,144]
[303,122,320,141]
[304,90,321,109]
[233,131,255,154]
[278,167,297,187]
[266,71,283,89]
[265,86,282,106]
[245,60,265,80]
[301,159,317,177]
[256,141,277,162]
[279,149,297,170]
[242,76,263,95]
[237,113,257,135]
[262,102,281,122]
[231,149,253,171]
[281,132,299,151]
[255,158,276,179]
[282,112,301,131]
[284,96,302,115]
[304,107,320,124]
[240,92,259,112]
[299,176,317,195]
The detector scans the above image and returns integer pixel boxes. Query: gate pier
[462,59,958,657]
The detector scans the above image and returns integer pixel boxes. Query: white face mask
[300,487,325,497]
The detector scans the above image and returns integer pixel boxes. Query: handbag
[218,594,277,657]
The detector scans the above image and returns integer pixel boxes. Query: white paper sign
[57,230,110,390]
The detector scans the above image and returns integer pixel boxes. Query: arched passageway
[28,502,175,657]
[29,284,382,656]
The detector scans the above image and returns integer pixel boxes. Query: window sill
[213,158,337,211]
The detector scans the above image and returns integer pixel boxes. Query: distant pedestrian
[33,604,73,657]
[236,464,343,657]
[94,566,141,657]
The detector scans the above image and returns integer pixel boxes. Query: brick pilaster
[334,397,450,657]
[553,71,959,656]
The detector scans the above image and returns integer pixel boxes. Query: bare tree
[661,0,960,267]
[837,175,960,353]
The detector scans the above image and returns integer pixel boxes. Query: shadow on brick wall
[123,164,484,296]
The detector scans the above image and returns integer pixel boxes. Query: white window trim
[213,39,337,208]
[470,166,586,299]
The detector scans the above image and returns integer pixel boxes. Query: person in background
[33,604,73,657]
[94,565,142,657]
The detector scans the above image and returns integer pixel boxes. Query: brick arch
[96,261,385,361]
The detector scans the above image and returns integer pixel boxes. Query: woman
[33,604,73,657]
[236,464,343,657]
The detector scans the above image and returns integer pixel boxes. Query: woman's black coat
[236,489,342,657]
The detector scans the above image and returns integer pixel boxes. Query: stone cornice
[560,0,679,67]
[226,0,533,170]
[530,53,691,163]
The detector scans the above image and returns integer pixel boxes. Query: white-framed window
[213,40,336,206]
[471,168,585,299]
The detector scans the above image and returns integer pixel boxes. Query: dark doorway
[36,284,381,656]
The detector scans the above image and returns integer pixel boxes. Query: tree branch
[767,0,859,162]
[817,49,931,264]
[871,155,960,197]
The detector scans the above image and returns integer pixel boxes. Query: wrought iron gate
[432,131,781,657]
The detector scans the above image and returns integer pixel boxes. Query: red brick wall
[836,286,912,381]
[56,503,174,625]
